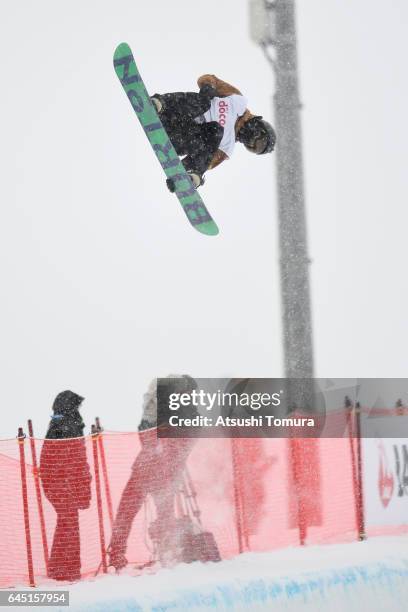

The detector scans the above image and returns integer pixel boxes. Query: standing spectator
[40,390,91,581]
[109,376,198,570]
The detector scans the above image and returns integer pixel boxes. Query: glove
[187,171,205,188]
[199,83,217,100]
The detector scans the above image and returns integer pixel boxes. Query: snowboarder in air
[150,74,276,191]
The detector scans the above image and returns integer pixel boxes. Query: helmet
[237,116,276,154]
[52,390,84,415]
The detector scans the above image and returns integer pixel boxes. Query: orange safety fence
[0,418,365,587]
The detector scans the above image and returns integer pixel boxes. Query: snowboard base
[113,43,219,236]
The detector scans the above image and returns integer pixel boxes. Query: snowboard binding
[166,178,176,193]
[166,171,205,194]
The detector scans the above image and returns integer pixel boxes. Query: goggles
[246,133,269,154]
[240,117,271,155]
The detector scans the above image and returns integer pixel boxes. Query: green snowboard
[113,43,219,236]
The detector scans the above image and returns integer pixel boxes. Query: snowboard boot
[166,171,204,194]
[150,95,164,115]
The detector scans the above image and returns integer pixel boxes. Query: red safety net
[0,416,372,587]
[0,426,360,587]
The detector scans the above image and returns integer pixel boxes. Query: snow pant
[48,504,81,581]
[109,437,194,558]
[154,92,224,175]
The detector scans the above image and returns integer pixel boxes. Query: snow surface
[20,536,408,611]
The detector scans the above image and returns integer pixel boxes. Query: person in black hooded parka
[40,390,91,581]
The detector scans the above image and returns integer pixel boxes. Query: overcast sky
[1,0,407,437]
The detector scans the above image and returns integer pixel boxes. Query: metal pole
[251,0,314,386]
[27,420,49,574]
[274,0,314,380]
[250,0,314,414]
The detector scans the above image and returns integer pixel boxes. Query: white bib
[201,94,248,158]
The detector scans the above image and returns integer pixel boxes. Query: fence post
[17,427,35,587]
[95,418,114,528]
[230,438,245,554]
[289,434,307,546]
[27,420,49,575]
[91,425,107,573]
[347,399,366,541]
[355,402,366,540]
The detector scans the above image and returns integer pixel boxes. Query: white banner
[362,421,408,526]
